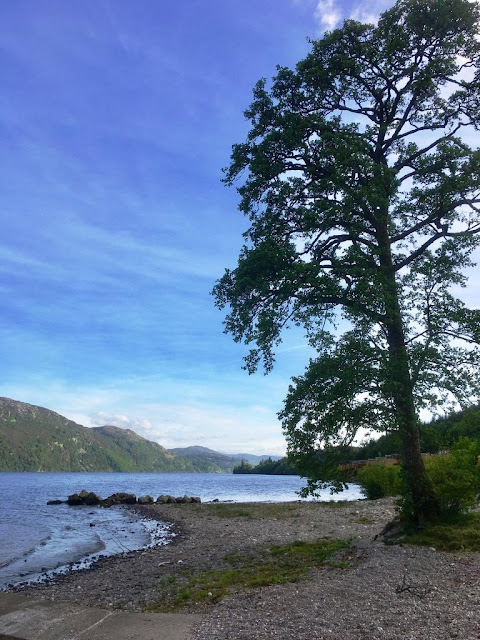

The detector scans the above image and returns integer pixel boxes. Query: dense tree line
[349,404,480,460]
[233,456,299,475]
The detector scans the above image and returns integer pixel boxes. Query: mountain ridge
[0,397,279,473]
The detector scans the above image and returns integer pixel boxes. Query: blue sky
[1,0,478,455]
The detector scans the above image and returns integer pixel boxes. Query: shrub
[356,463,402,500]
[424,438,480,518]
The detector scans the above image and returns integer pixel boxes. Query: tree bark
[377,217,441,526]
[385,307,441,526]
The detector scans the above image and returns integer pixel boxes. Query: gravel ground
[10,498,480,639]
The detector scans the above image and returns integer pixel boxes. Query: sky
[0,0,478,455]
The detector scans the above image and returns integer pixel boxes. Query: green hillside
[0,397,197,472]
[168,446,236,472]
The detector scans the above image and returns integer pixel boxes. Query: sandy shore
[11,498,480,639]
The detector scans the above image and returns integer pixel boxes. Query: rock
[66,490,103,506]
[156,495,170,504]
[138,495,154,505]
[192,496,201,503]
[84,492,102,505]
[166,496,177,504]
[47,499,64,505]
[106,492,137,505]
[379,519,404,539]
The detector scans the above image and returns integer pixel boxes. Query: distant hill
[168,446,236,472]
[229,453,282,465]
[169,446,281,472]
[0,397,279,473]
[0,398,198,472]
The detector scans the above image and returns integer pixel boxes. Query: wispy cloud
[90,411,154,434]
[314,0,342,31]
[0,366,291,455]
[349,0,392,24]
[306,0,393,33]
[91,403,287,455]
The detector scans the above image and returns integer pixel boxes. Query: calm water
[0,472,364,589]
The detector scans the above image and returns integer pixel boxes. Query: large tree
[213,0,480,525]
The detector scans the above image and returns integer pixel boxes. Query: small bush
[425,438,480,518]
[356,462,401,499]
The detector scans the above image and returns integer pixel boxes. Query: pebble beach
[9,498,480,639]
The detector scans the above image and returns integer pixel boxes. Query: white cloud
[314,0,342,31]
[90,412,154,434]
[309,0,393,33]
[349,1,391,25]
[96,403,287,456]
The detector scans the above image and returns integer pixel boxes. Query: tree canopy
[214,0,480,524]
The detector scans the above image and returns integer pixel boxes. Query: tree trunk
[377,217,441,526]
[385,308,441,526]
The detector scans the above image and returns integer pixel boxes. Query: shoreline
[6,498,390,606]
[0,504,174,591]
[8,499,480,639]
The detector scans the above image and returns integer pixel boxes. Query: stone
[138,495,154,505]
[84,492,102,505]
[379,519,404,539]
[47,499,64,505]
[106,492,137,504]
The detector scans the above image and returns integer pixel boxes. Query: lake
[0,472,364,589]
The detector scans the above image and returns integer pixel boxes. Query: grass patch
[320,500,349,508]
[355,516,375,524]
[148,538,350,611]
[404,512,480,552]
[207,503,302,520]
[206,500,349,520]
